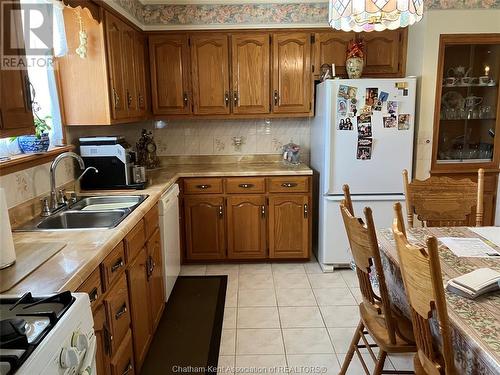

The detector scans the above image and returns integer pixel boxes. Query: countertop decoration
[136,129,160,169]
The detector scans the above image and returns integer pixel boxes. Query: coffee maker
[79,136,145,190]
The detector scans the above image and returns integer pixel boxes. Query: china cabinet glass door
[435,37,500,165]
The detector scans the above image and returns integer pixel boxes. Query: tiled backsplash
[0,159,75,209]
[154,118,311,157]
[65,118,312,159]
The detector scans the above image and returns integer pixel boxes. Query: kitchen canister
[0,188,16,269]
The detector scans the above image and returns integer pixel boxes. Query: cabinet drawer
[105,275,131,355]
[184,178,223,194]
[267,177,309,193]
[226,177,265,194]
[77,268,103,308]
[110,329,135,375]
[102,242,126,291]
[124,220,146,261]
[144,205,159,239]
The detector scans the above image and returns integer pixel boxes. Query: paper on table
[468,227,500,248]
[439,237,500,258]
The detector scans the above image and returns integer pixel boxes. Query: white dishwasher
[159,183,181,301]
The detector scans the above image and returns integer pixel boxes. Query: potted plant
[12,115,51,154]
[346,39,365,79]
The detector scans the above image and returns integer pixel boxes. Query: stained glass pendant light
[329,0,424,32]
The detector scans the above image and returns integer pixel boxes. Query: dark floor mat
[141,275,227,375]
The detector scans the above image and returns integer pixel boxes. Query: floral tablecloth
[377,227,500,375]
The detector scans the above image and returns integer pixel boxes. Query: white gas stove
[0,292,96,375]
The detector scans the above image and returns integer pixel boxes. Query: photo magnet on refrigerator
[337,98,348,115]
[379,91,389,102]
[338,117,354,130]
[357,115,372,137]
[357,137,373,160]
[383,115,397,128]
[387,101,399,117]
[347,86,358,99]
[398,114,411,130]
[338,85,350,99]
[365,88,378,106]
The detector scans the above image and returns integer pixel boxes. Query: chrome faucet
[49,152,85,210]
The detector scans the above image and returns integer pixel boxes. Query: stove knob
[72,332,89,351]
[60,347,79,368]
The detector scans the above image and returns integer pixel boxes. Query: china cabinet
[431,34,500,225]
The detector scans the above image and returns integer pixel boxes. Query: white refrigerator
[311,78,416,271]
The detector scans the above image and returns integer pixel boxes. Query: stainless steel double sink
[15,195,148,231]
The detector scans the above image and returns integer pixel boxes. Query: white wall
[407,9,500,180]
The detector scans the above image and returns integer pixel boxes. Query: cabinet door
[149,34,191,115]
[231,33,270,114]
[134,33,148,117]
[190,34,230,115]
[0,1,34,137]
[93,303,111,375]
[105,12,128,120]
[104,275,131,355]
[268,195,310,259]
[184,196,226,260]
[147,228,165,332]
[313,31,355,78]
[110,330,135,375]
[362,30,404,76]
[121,26,138,116]
[227,196,267,259]
[272,32,312,114]
[127,247,151,372]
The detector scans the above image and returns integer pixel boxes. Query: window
[0,0,67,159]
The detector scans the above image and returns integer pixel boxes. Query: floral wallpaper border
[109,0,500,28]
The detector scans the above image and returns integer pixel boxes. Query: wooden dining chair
[392,203,456,375]
[339,185,416,375]
[402,168,484,228]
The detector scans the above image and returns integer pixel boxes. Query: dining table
[377,226,500,375]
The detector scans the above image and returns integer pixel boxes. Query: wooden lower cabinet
[184,196,226,260]
[226,195,267,259]
[93,303,111,375]
[110,330,135,375]
[104,275,131,355]
[147,228,165,331]
[268,195,310,259]
[127,247,151,372]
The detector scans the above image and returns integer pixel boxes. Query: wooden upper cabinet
[272,32,312,114]
[0,1,34,137]
[268,195,310,259]
[190,34,230,115]
[105,12,128,120]
[227,195,267,259]
[184,196,226,260]
[362,29,406,76]
[313,32,355,78]
[231,33,271,114]
[149,34,191,115]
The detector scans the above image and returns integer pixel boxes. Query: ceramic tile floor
[180,259,414,374]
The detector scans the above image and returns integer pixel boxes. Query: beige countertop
[4,162,312,295]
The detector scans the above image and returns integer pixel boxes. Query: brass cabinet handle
[238,183,254,189]
[219,205,224,218]
[138,92,144,107]
[126,90,132,108]
[111,258,124,273]
[196,184,211,190]
[103,324,112,355]
[261,205,265,218]
[233,91,238,106]
[115,303,127,320]
[183,92,189,107]
[113,88,120,108]
[281,182,298,188]
[88,287,99,303]
[304,204,308,219]
[274,90,279,106]
[121,361,133,375]
[224,91,229,107]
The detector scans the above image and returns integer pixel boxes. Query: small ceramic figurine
[136,129,160,169]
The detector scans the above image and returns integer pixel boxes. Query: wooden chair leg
[339,320,364,375]
[372,350,387,375]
